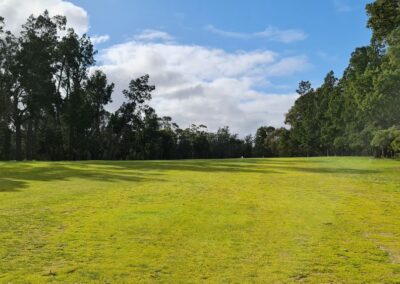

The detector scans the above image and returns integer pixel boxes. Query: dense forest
[284,0,400,158]
[0,0,399,161]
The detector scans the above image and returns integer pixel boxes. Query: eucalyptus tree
[84,70,114,159]
[58,29,96,159]
[367,0,400,43]
[0,17,12,159]
[285,82,320,156]
[0,18,28,160]
[111,75,155,159]
[16,11,66,160]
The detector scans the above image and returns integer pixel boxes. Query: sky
[0,0,372,135]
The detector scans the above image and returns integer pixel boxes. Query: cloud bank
[97,32,309,134]
[0,0,310,135]
[0,0,89,35]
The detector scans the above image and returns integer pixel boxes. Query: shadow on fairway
[0,163,165,192]
[0,179,27,192]
[0,158,382,192]
[89,158,379,176]
[0,159,278,192]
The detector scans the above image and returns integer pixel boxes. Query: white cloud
[255,27,308,43]
[0,0,308,135]
[205,25,308,43]
[0,0,89,35]
[265,56,310,76]
[97,34,309,135]
[134,29,174,42]
[205,25,248,39]
[91,34,110,45]
[334,0,352,12]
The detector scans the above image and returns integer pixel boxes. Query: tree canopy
[0,1,399,160]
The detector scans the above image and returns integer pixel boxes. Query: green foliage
[0,11,255,161]
[254,126,275,156]
[367,0,400,43]
[1,1,400,160]
[391,135,400,154]
[371,126,400,157]
[285,0,400,158]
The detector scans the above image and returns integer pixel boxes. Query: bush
[370,126,400,157]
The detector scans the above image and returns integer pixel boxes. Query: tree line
[252,0,400,159]
[0,11,258,161]
[0,0,399,161]
[283,0,400,158]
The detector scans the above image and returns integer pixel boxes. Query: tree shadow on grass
[0,158,383,193]
[0,179,27,192]
[0,159,281,192]
[82,160,282,174]
[0,163,166,192]
[80,158,380,176]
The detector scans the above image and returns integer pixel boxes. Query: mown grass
[0,157,399,283]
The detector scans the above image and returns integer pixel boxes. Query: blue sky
[0,0,373,134]
[74,0,372,88]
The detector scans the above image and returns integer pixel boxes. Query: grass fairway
[0,157,399,283]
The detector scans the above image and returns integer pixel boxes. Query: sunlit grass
[0,157,399,283]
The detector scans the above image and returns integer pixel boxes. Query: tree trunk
[3,127,12,160]
[13,91,23,161]
[32,118,38,160]
[26,118,33,160]
[15,119,22,161]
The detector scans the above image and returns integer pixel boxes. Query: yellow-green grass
[0,157,399,283]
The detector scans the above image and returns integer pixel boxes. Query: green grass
[0,157,399,283]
